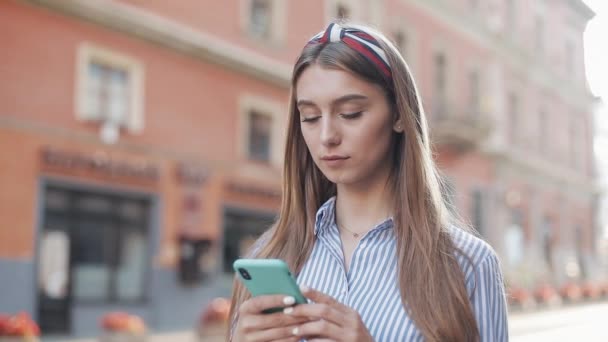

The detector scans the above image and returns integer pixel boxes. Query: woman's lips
[320,155,349,167]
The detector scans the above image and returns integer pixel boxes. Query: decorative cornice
[22,0,292,88]
[481,144,597,198]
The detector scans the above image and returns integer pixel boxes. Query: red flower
[100,312,146,335]
[0,312,40,337]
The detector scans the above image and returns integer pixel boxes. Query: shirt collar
[314,196,336,236]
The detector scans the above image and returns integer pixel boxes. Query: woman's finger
[300,285,349,313]
[283,303,343,326]
[292,319,342,340]
[244,324,303,342]
[240,312,310,331]
[239,294,297,315]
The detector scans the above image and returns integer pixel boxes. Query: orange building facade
[0,0,598,337]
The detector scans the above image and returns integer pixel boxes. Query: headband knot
[308,23,392,79]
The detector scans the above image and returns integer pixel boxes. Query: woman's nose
[320,116,340,146]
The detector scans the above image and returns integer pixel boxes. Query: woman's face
[296,64,400,188]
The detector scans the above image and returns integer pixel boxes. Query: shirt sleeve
[469,252,509,342]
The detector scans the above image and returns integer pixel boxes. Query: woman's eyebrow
[296,94,368,108]
[331,94,368,106]
[296,99,317,108]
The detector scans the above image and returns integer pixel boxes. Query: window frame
[240,0,287,44]
[238,94,285,167]
[75,43,145,133]
[390,18,418,75]
[324,0,363,23]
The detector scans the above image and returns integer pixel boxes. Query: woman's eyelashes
[301,115,321,123]
[301,111,363,123]
[339,111,363,119]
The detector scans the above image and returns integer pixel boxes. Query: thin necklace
[338,224,363,239]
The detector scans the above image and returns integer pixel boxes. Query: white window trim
[237,94,285,167]
[389,18,418,77]
[464,59,486,115]
[431,38,452,112]
[323,0,364,24]
[75,42,145,133]
[239,0,287,45]
[505,87,523,146]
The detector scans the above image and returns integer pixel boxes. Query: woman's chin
[322,172,358,186]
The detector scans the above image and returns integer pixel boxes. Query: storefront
[0,124,282,337]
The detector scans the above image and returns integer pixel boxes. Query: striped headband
[307,23,392,79]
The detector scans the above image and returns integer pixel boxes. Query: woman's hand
[233,294,310,342]
[284,286,374,342]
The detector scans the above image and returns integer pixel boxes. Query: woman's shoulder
[446,225,499,270]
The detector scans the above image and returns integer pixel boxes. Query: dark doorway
[37,185,151,334]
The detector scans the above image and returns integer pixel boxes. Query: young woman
[229,22,508,342]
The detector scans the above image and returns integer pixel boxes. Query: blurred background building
[0,0,601,338]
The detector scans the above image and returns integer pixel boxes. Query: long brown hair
[229,23,479,341]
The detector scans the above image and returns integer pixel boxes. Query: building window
[433,52,447,117]
[505,208,524,267]
[248,111,273,162]
[76,44,144,140]
[575,225,586,279]
[242,0,286,43]
[222,208,275,273]
[570,120,585,171]
[392,25,416,73]
[86,62,130,126]
[469,0,479,11]
[336,3,350,20]
[507,92,519,144]
[393,30,407,56]
[468,70,480,117]
[239,95,284,166]
[542,216,554,272]
[471,189,485,237]
[249,0,272,39]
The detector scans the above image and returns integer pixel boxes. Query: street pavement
[510,301,608,341]
[50,301,608,341]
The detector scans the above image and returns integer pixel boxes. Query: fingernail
[300,285,309,293]
[283,296,295,305]
[283,307,293,314]
[292,327,299,336]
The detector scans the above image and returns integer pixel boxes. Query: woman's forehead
[295,65,383,104]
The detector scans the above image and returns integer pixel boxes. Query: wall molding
[22,0,292,88]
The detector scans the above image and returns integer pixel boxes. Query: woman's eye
[340,111,363,119]
[301,116,320,123]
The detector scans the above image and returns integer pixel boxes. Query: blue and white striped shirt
[295,197,508,341]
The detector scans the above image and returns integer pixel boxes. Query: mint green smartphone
[233,259,307,313]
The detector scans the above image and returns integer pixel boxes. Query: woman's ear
[393,119,404,133]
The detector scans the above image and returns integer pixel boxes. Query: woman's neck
[335,178,393,235]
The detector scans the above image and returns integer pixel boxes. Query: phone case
[233,259,307,312]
